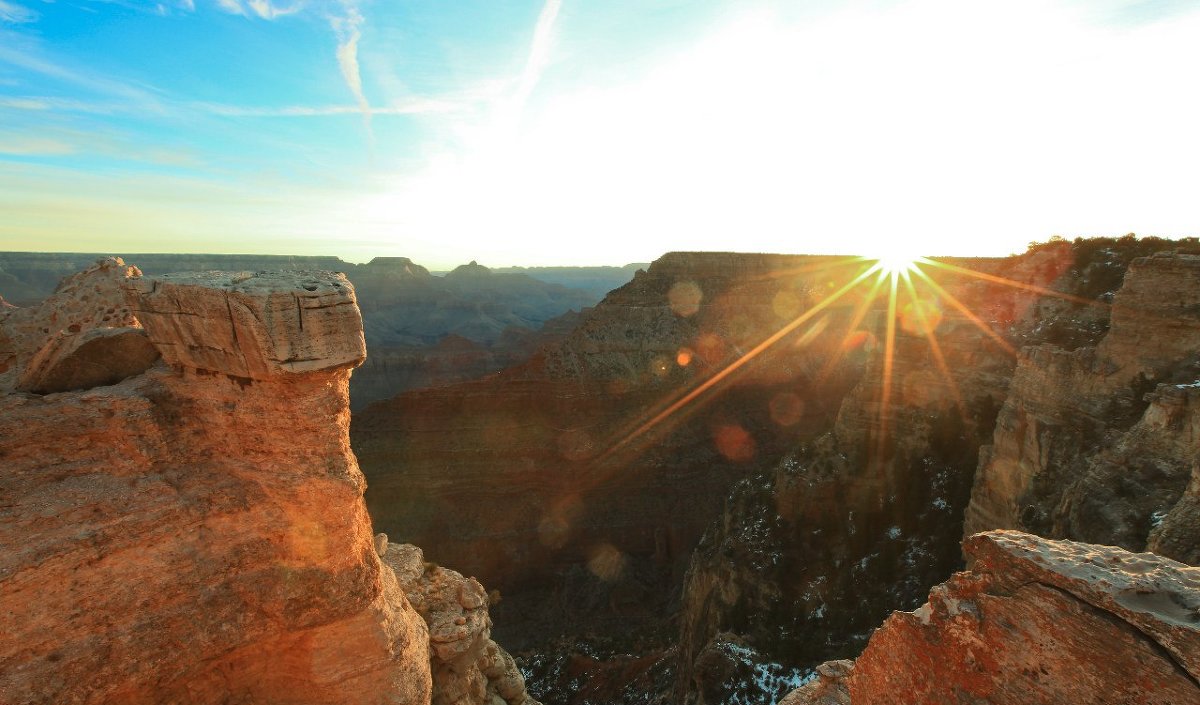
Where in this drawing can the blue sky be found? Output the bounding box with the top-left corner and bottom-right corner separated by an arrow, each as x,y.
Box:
1,0 -> 1199,267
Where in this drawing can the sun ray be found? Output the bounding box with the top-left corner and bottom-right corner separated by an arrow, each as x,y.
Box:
922,258 -> 1102,308
901,272 -> 965,415
873,267 -> 901,470
601,261 -> 882,457
813,271 -> 887,386
912,267 -> 1018,357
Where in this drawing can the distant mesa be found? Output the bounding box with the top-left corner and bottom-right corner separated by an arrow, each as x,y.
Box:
447,260 -> 492,278
363,256 -> 432,277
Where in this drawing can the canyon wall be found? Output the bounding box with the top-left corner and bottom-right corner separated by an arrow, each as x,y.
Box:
782,531 -> 1200,705
965,252 -> 1200,563
0,259 -> 532,705
669,240 -> 1200,703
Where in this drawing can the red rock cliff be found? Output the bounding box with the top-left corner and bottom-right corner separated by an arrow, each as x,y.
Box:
0,263 -> 434,704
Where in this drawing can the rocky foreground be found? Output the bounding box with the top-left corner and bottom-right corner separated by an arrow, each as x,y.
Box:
0,259 -> 535,705
784,531 -> 1199,704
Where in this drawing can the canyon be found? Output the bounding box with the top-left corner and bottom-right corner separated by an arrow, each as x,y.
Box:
351,237 -> 1200,703
2,237 -> 1198,704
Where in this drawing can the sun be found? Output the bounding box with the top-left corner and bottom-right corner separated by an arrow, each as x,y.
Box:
867,248 -> 924,276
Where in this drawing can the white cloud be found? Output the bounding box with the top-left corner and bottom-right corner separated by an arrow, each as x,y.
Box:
0,1 -> 37,24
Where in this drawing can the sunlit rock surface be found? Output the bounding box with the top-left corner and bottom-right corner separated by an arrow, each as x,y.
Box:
0,267 -> 433,704
0,257 -> 157,394
127,269 -> 366,378
385,542 -> 541,705
784,531 -> 1200,704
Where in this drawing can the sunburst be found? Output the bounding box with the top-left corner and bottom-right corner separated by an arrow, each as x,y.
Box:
594,249 -> 1107,474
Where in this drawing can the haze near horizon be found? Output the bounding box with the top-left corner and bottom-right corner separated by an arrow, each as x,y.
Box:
1,0 -> 1198,268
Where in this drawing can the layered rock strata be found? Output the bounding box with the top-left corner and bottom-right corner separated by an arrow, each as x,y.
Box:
0,263 -> 508,705
784,531 -> 1200,704
965,253 -> 1200,561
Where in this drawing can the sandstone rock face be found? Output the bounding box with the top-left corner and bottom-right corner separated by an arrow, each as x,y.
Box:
18,327 -> 160,394
965,253 -> 1200,561
0,267 -> 432,705
127,270 -> 366,379
384,544 -> 541,705
0,257 -> 157,394
784,531 -> 1200,705
0,252 -> 352,306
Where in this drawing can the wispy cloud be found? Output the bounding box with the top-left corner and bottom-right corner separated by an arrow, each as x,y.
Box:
0,121 -> 200,166
513,0 -> 562,111
0,0 -> 37,24
488,0 -> 563,137
195,97 -> 463,117
329,1 -> 372,140
1,92 -> 471,119
214,0 -> 299,20
0,96 -> 122,113
0,136 -> 74,155
0,40 -> 166,109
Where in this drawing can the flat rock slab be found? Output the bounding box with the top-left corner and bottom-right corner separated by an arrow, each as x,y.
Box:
126,270 -> 366,379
